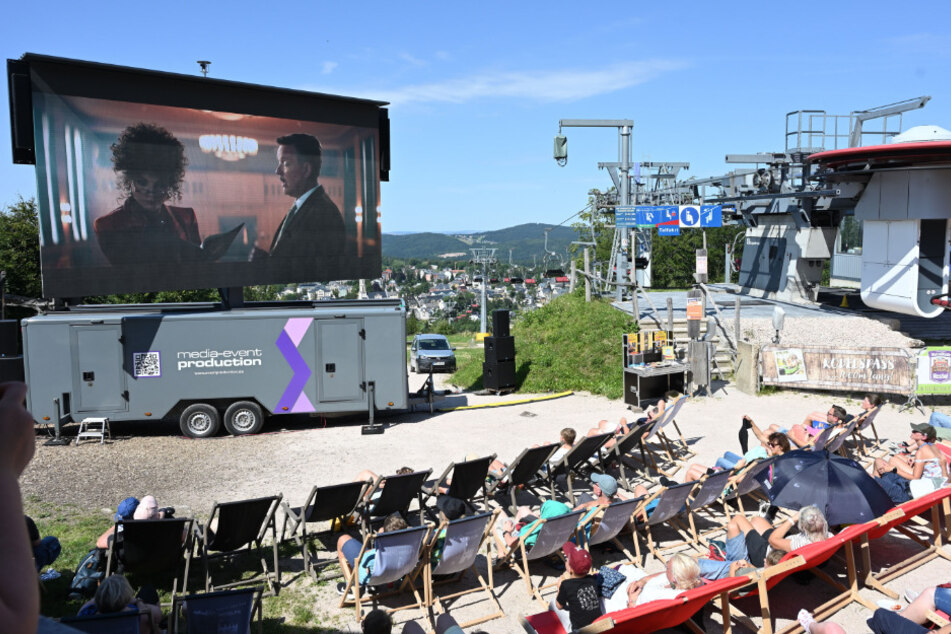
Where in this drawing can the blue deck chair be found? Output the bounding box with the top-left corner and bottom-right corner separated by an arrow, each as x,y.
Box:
170,585 -> 262,634
423,510 -> 504,630
578,496 -> 644,564
60,611 -> 141,634
493,509 -> 585,605
485,443 -> 559,514
339,524 -> 431,621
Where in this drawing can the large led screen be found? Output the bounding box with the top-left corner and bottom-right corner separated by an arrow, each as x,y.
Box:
9,55 -> 388,298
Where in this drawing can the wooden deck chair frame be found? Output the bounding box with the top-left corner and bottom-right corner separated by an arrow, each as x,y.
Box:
169,585 -> 264,634
596,420 -> 652,492
720,457 -> 776,519
547,432 -> 614,505
492,510 -> 585,605
578,496 -> 644,565
850,406 -> 884,457
195,494 -> 282,596
421,509 -> 503,630
485,443 -> 559,515
634,481 -> 698,565
421,453 -> 496,516
105,517 -> 194,596
338,524 -> 431,622
862,488 -> 951,597
280,480 -> 369,581
823,416 -> 861,458
358,469 -> 433,535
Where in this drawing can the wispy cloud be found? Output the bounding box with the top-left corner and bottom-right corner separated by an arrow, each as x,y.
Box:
398,52 -> 428,67
321,61 -> 338,75
370,59 -> 686,106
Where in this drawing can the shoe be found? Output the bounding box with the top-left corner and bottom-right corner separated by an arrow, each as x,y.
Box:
336,581 -> 356,601
708,540 -> 726,561
765,505 -> 779,523
904,588 -> 921,604
659,475 -> 677,488
758,501 -> 771,518
797,609 -> 816,632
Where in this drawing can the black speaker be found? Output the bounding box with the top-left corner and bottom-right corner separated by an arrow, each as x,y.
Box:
0,357 -> 24,383
484,336 -> 515,363
0,320 -> 18,356
483,360 -> 515,390
7,60 -> 36,164
492,309 -> 510,337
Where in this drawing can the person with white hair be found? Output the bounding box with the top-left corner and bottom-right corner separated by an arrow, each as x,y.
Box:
601,553 -> 702,613
723,505 -> 832,568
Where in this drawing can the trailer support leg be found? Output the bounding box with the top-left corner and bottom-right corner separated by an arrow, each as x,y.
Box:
44,397 -> 70,446
361,381 -> 383,435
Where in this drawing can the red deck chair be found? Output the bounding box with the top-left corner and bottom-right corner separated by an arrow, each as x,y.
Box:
520,610 -> 615,633
605,573 -> 754,634
727,536 -> 848,634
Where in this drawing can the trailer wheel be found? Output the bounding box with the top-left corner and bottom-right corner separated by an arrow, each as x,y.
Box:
180,403 -> 221,438
223,401 -> 264,436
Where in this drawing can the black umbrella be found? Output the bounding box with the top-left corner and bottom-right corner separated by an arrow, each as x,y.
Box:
753,449 -> 894,525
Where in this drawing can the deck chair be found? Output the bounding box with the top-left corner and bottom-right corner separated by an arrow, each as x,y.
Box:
850,406 -> 884,457
548,432 -> 614,505
631,396 -> 692,478
485,443 -> 559,514
339,524 -> 430,621
105,518 -> 193,593
280,480 -> 368,580
721,457 -> 776,518
170,585 -> 263,634
359,469 -> 433,534
577,496 -> 644,564
423,510 -> 504,630
685,469 -> 736,544
422,454 -> 496,516
194,494 -> 282,595
493,509 -> 585,605
860,487 -> 951,597
824,416 -> 861,457
520,612 -> 615,634
727,536 -> 851,634
597,572 -> 755,634
594,420 -> 653,492
635,481 -> 698,564
61,611 -> 142,633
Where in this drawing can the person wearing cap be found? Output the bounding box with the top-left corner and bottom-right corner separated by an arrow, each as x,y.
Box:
552,541 -> 602,631
96,495 -> 171,549
874,423 -> 949,504
573,473 -> 620,512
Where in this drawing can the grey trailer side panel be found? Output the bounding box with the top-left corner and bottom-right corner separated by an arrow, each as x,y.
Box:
316,319 -> 364,403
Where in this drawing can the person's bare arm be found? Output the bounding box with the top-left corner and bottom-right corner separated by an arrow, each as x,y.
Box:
767,512 -> 798,552
0,382 -> 39,633
744,415 -> 769,444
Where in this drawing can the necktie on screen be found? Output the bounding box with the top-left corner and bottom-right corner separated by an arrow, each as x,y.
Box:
272,203 -> 298,250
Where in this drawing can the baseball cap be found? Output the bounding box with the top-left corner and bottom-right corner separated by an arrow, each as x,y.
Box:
562,541 -> 592,575
911,422 -> 936,436
115,497 -> 140,521
590,472 -> 618,497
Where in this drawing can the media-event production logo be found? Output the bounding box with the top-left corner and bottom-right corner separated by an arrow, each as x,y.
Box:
176,348 -> 263,371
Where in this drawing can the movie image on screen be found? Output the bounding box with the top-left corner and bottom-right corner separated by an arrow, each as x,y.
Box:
21,58 -> 384,298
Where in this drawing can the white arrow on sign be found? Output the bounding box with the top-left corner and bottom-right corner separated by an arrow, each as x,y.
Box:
679,205 -> 701,228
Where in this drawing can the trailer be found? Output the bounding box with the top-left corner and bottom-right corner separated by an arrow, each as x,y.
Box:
22,299 -> 408,438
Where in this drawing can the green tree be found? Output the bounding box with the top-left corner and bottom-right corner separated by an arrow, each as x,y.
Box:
0,197 -> 41,298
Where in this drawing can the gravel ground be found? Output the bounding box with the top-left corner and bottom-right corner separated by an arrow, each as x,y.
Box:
737,316 -> 922,349
21,314 -> 951,633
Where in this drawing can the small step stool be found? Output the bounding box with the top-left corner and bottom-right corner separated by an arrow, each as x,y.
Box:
75,417 -> 111,445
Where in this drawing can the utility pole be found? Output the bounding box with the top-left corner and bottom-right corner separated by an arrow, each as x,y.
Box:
470,247 -> 497,334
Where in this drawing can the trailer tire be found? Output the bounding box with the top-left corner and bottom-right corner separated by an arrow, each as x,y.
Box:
180,403 -> 221,438
223,401 -> 264,436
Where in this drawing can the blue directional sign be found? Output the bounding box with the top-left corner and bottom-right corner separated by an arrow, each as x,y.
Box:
700,204 -> 723,227
658,225 -> 680,236
635,205 -> 660,227
679,205 -> 701,228
615,205 -> 637,227
660,206 -> 679,223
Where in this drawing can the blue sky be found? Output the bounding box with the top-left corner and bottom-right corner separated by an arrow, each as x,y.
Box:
2,1 -> 950,233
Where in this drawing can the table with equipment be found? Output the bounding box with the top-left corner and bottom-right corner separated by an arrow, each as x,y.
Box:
623,362 -> 688,408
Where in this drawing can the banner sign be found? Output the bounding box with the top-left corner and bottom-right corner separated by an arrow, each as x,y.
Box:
916,347 -> 951,395
760,345 -> 914,393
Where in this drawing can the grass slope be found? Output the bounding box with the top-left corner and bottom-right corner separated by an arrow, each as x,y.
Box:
451,292 -> 637,399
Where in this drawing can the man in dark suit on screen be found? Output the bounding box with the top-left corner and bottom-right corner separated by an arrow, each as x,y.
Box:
252,133 -> 345,278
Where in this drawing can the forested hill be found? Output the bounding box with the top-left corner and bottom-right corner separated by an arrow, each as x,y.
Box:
382,223 -> 577,263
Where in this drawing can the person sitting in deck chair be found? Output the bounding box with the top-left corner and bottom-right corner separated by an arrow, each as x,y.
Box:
335,512 -> 408,596
573,473 -> 622,512
494,499 -> 571,549
723,505 -> 832,568
77,573 -> 163,634
96,495 -> 173,549
683,431 -> 790,483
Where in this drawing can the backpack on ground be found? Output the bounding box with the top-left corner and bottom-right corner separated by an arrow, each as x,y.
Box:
68,548 -> 106,599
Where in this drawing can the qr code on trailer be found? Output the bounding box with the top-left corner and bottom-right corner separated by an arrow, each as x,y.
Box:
133,352 -> 161,378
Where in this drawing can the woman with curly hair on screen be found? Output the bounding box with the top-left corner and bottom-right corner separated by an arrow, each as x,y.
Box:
94,122 -> 206,267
